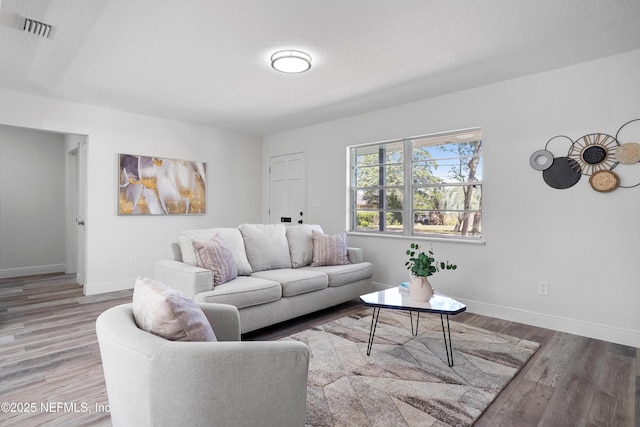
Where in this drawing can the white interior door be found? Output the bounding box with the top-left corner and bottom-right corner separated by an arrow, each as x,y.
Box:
269,152 -> 306,225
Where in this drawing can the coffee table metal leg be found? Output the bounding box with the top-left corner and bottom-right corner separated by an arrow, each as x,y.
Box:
440,314 -> 454,367
409,310 -> 420,336
366,307 -> 381,356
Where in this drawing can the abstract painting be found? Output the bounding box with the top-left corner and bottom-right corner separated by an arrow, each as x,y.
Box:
118,154 -> 206,215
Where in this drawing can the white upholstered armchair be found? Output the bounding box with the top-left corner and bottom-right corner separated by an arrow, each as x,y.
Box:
96,302 -> 310,427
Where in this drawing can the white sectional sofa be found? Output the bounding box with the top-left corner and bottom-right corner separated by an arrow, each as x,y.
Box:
154,223 -> 373,333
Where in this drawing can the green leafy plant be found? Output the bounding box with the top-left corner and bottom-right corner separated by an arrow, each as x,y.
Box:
405,243 -> 457,277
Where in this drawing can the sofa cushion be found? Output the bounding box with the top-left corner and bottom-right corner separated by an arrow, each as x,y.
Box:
193,276 -> 282,309
239,223 -> 291,272
192,235 -> 238,285
178,228 -> 252,275
132,277 -> 216,342
251,268 -> 328,297
311,230 -> 350,266
286,224 -> 324,268
302,262 -> 373,287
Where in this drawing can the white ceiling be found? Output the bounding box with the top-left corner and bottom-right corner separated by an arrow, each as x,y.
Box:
1,0 -> 640,136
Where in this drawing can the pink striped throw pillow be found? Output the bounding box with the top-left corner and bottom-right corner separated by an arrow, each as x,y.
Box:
193,235 -> 238,285
311,230 -> 350,266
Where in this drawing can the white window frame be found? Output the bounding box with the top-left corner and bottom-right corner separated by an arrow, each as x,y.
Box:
349,128 -> 483,241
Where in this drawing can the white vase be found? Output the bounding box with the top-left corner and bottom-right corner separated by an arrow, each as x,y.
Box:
409,276 -> 433,302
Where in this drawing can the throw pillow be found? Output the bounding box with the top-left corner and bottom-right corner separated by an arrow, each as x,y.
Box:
192,235 -> 238,285
238,223 -> 292,272
311,230 -> 350,266
177,228 -> 252,275
132,277 -> 216,342
286,224 -> 324,268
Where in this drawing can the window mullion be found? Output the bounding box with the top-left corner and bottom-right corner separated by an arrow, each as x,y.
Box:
403,139 -> 412,236
378,146 -> 386,232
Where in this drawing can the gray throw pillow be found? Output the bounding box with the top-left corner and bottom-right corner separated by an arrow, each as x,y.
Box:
286,224 -> 324,268
239,223 -> 292,272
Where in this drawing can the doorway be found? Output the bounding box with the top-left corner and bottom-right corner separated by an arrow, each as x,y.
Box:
67,138 -> 87,285
0,125 -> 87,281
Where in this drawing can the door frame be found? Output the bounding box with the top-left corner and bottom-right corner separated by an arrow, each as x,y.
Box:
66,137 -> 87,285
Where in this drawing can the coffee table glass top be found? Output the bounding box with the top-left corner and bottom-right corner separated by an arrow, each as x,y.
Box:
360,287 -> 466,315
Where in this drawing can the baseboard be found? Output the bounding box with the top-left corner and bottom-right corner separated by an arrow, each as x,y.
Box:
371,282 -> 640,348
0,264 -> 65,279
84,278 -> 134,295
459,298 -> 640,348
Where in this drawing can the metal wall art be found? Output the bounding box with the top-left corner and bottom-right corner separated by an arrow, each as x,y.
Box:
530,119 -> 640,192
118,154 -> 206,215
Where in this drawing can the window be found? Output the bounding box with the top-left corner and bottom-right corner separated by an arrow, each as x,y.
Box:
350,128 -> 482,239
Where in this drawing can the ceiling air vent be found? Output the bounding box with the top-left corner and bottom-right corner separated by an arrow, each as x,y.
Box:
19,16 -> 55,39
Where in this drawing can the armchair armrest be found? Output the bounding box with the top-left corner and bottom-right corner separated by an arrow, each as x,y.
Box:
347,247 -> 364,263
154,259 -> 213,298
197,302 -> 241,342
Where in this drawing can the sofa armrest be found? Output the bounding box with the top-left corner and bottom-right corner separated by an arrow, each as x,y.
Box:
154,259 -> 213,298
197,302 -> 241,342
347,247 -> 363,264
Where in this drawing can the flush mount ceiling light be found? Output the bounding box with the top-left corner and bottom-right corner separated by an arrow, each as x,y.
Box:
271,50 -> 312,73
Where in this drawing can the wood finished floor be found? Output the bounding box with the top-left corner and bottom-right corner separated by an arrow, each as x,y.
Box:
0,273 -> 637,426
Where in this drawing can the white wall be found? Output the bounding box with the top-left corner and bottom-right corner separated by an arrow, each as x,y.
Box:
263,49 -> 640,347
0,89 -> 263,294
0,126 -> 66,277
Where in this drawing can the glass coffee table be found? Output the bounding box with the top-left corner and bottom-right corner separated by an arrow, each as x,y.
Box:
360,287 -> 466,367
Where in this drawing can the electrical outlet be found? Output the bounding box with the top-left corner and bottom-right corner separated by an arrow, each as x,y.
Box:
538,281 -> 549,296
129,256 -> 137,266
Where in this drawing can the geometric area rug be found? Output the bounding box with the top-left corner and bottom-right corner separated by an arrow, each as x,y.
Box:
282,309 -> 540,427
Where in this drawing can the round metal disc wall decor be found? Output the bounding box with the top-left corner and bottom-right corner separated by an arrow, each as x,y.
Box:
530,119 -> 640,192
542,157 -> 581,189
567,133 -> 618,175
530,135 -> 581,189
529,150 -> 554,170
